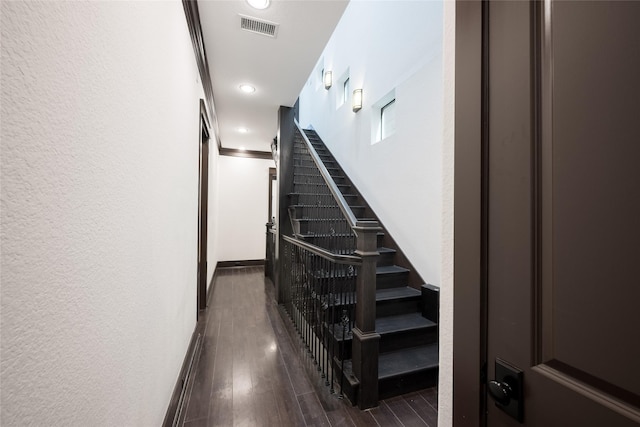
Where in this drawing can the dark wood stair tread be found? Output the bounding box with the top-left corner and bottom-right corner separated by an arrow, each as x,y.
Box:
377,247 -> 396,255
289,204 -> 366,210
329,311 -> 435,341
378,343 -> 439,379
289,192 -> 358,198
293,217 -> 355,222
375,286 -> 420,302
375,312 -> 436,334
376,265 -> 410,275
340,343 -> 438,385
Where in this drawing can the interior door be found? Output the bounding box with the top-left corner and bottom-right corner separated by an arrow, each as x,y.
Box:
197,110 -> 209,314
486,1 -> 640,425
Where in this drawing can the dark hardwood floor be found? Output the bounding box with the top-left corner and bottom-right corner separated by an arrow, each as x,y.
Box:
180,266 -> 438,426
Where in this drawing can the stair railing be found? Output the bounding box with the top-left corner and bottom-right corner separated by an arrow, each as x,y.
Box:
286,120 -> 381,409
281,235 -> 359,398
294,120 -> 357,228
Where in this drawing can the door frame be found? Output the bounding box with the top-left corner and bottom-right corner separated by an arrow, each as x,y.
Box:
197,99 -> 211,316
267,167 -> 277,223
453,0 -> 486,425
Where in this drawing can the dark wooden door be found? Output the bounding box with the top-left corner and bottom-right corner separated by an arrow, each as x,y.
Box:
197,112 -> 209,314
486,1 -> 640,425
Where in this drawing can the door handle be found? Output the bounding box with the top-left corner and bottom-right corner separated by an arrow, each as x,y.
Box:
488,379 -> 514,406
488,358 -> 524,422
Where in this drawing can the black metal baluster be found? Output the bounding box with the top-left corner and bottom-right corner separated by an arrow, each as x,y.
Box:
307,250 -> 312,356
329,259 -> 336,394
317,258 -> 322,372
297,245 -> 302,337
339,306 -> 348,399
312,253 -> 318,366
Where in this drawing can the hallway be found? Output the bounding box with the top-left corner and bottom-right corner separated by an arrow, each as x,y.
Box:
180,266 -> 438,426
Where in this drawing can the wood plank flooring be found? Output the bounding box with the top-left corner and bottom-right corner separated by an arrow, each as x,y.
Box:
180,266 -> 438,427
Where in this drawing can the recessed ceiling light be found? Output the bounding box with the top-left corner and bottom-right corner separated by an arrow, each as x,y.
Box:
247,0 -> 269,10
239,147 -> 246,151
238,127 -> 249,134
239,84 -> 255,94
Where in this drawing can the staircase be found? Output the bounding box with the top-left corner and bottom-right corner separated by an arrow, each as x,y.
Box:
287,128 -> 439,404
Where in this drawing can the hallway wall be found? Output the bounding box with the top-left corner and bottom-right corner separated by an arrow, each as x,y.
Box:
298,0 -> 444,287
1,1 -> 208,425
215,156 -> 275,262
207,143 -> 221,287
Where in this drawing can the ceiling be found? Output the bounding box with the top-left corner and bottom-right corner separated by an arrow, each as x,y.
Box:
198,0 -> 349,152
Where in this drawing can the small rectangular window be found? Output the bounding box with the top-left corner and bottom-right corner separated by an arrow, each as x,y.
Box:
381,99 -> 396,140
341,78 -> 350,106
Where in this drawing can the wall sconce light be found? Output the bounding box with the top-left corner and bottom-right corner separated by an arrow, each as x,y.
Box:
352,88 -> 363,112
323,71 -> 332,89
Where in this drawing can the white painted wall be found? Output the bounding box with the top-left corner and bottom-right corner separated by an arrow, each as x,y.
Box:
215,156 -> 275,262
439,1 -> 456,425
298,1 -> 444,286
207,142 -> 221,287
1,1 -> 208,425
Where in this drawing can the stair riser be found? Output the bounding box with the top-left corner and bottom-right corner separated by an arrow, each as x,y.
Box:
378,367 -> 439,401
310,148 -> 330,157
376,298 -> 420,317
377,252 -> 396,267
293,175 -> 348,185
290,187 -> 334,198
376,271 -> 409,289
379,327 -> 438,354
295,166 -> 341,176
292,180 -> 351,193
324,326 -> 438,372
324,325 -> 438,363
293,144 -> 331,156
332,363 -> 439,405
290,194 -> 358,207
290,205 -> 366,219
294,158 -> 338,168
311,143 -> 326,151
293,152 -> 333,162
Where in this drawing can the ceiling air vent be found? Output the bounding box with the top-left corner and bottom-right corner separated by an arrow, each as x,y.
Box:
240,14 -> 279,38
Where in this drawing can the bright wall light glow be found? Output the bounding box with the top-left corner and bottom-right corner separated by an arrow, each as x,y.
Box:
238,128 -> 249,134
352,88 -> 363,112
323,71 -> 332,89
239,84 -> 255,94
247,0 -> 269,10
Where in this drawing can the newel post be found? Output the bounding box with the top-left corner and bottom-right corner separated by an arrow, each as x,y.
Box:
275,106 -> 295,304
352,220 -> 381,409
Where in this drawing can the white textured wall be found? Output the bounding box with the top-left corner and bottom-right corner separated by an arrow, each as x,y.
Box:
1,1 -> 207,425
298,0 -> 444,286
439,1 -> 455,425
207,142 -> 221,287
215,156 -> 275,262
